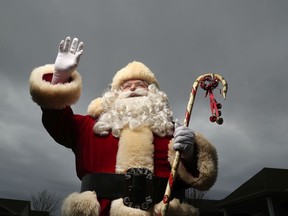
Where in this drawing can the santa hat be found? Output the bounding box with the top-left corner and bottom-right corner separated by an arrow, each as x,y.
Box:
88,61 -> 159,117
111,61 -> 159,90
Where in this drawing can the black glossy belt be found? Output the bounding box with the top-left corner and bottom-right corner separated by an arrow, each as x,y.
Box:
81,168 -> 185,211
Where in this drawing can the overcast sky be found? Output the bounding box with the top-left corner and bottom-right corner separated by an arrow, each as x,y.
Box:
1,0 -> 288,208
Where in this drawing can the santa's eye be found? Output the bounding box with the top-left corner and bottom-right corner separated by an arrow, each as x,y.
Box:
137,83 -> 146,88
122,84 -> 132,89
121,80 -> 148,91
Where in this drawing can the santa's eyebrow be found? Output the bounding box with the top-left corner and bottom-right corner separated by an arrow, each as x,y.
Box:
122,80 -> 149,87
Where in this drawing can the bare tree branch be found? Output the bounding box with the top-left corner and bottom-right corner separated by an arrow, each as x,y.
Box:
31,189 -> 62,215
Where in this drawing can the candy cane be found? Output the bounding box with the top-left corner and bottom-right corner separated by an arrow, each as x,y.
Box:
160,73 -> 228,216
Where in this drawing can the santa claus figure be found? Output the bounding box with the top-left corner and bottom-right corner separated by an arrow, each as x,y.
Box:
29,37 -> 218,216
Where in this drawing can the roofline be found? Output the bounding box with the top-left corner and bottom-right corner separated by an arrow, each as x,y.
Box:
215,190 -> 288,208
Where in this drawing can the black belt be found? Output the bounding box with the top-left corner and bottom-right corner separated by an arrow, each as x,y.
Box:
81,168 -> 185,210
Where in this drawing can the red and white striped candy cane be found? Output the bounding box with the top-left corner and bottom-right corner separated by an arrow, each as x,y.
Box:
160,73 -> 228,216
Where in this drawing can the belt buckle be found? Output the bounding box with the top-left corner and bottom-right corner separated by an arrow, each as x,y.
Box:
123,168 -> 153,210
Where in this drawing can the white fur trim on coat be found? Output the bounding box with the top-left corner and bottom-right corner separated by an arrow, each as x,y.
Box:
29,64 -> 82,109
87,97 -> 103,117
61,191 -> 100,216
168,133 -> 218,191
154,199 -> 199,216
115,126 -> 154,173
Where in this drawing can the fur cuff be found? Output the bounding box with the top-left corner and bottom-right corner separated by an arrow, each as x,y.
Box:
168,133 -> 218,191
29,64 -> 82,109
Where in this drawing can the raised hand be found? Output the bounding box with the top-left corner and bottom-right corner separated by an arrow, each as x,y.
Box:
52,37 -> 84,84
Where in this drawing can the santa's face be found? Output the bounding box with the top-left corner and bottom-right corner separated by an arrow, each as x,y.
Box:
118,79 -> 149,98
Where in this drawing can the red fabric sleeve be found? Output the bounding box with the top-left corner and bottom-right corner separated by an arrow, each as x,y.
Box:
41,107 -> 78,149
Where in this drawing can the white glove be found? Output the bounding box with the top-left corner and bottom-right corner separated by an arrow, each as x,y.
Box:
173,120 -> 195,162
51,36 -> 84,84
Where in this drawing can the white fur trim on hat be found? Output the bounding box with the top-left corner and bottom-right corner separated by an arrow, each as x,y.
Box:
29,64 -> 82,109
111,61 -> 159,90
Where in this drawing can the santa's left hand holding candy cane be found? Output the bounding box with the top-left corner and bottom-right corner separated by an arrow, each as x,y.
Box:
173,120 -> 195,167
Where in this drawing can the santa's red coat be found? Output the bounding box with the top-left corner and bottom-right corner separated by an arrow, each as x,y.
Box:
42,106 -> 175,215
29,65 -> 218,215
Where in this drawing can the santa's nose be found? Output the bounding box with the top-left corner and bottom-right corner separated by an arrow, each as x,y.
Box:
129,84 -> 137,91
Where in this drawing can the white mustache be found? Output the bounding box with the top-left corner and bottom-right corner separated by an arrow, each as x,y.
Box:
118,88 -> 148,99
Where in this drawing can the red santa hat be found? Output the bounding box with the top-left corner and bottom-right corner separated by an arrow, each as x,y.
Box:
88,61 -> 159,117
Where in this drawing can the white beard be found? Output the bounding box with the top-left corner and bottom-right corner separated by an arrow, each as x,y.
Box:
93,85 -> 174,137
